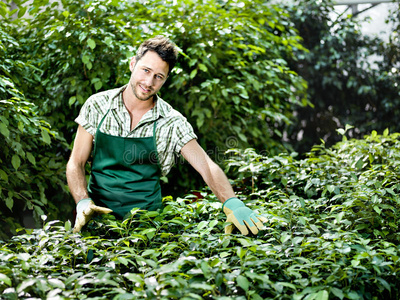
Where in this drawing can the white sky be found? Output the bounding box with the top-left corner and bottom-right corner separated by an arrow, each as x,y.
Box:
333,2 -> 397,41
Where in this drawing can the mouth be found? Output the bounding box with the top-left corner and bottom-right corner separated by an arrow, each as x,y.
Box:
139,84 -> 152,93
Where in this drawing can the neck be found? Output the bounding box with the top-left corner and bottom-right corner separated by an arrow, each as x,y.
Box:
122,87 -> 155,114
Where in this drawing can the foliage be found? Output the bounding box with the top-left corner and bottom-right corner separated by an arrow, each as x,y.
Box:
226,127 -> 400,246
1,129 -> 400,299
15,0 -> 308,153
0,0 -> 309,224
152,0 -> 309,193
284,0 -> 400,154
155,0 -> 309,153
0,18 -> 70,239
8,0 -> 142,141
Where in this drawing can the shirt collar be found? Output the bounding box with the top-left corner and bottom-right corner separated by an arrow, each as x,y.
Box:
112,84 -> 171,119
153,94 -> 171,119
111,85 -> 127,110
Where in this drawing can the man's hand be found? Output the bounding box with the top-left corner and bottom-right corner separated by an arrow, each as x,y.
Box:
223,197 -> 267,235
73,198 -> 113,233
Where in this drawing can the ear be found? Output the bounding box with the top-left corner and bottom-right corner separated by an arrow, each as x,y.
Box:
129,57 -> 136,72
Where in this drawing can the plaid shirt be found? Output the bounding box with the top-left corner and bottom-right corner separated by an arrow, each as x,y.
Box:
75,85 -> 197,175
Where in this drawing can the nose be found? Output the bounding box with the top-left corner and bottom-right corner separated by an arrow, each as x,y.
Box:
144,74 -> 154,87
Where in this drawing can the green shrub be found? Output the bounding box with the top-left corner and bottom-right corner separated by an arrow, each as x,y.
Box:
226,127 -> 400,244
0,19 -> 70,239
1,129 -> 399,299
1,0 -> 310,226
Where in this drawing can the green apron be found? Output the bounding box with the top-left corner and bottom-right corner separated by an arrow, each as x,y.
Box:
88,103 -> 162,219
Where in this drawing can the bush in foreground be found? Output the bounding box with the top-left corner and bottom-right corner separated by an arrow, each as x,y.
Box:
1,129 -> 399,299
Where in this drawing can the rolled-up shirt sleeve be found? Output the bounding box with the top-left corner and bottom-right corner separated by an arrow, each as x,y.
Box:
74,96 -> 97,136
174,118 -> 197,155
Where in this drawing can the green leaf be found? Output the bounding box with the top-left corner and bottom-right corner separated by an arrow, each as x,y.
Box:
330,287 -> 344,300
190,69 -> 197,79
48,278 -> 66,289
208,219 -> 218,228
41,128 -> 51,144
17,279 -> 37,293
87,38 -> 96,49
0,274 -> 11,286
347,291 -> 360,299
17,6 -> 27,18
104,36 -> 112,46
0,169 -> 8,182
62,10 -> 69,18
26,152 -> 36,165
355,158 -> 363,170
141,228 -> 156,240
65,220 -> 71,231
375,277 -> 391,291
94,81 -> 102,91
336,211 -> 344,223
11,154 -> 21,170
383,128 -> 389,136
310,224 -> 320,235
124,273 -> 144,284
236,275 -> 249,291
189,282 -> 213,291
237,247 -> 247,260
327,185 -> 335,193
5,197 -> 13,211
337,128 -> 345,135
197,220 -> 208,231
373,205 -> 381,215
280,233 -> 291,243
118,257 -> 129,266
200,261 -> 211,277
0,122 -> 10,138
219,251 -> 230,258
275,281 -> 297,291
69,96 -> 76,106
239,89 -> 249,99
143,211 -> 159,218
82,55 -> 90,64
315,290 -> 329,300
18,121 -> 24,132
0,3 -> 7,18
198,63 -> 208,72
34,205 -> 45,218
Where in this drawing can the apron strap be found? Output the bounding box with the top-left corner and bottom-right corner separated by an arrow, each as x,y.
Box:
96,93 -> 116,133
152,120 -> 159,165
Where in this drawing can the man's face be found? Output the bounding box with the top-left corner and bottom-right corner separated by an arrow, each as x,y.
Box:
128,51 -> 169,102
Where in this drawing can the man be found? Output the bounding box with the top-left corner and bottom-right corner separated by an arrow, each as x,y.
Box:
66,35 -> 266,235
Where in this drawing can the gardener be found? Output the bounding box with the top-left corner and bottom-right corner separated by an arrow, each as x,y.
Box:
66,35 -> 266,236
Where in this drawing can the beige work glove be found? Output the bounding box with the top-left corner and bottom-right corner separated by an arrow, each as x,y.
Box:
223,197 -> 267,235
73,198 -> 113,233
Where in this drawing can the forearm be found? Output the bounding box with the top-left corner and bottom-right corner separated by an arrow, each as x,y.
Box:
180,139 -> 236,203
203,160 -> 236,203
66,161 -> 90,204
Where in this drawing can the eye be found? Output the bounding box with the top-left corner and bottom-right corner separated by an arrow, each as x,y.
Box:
156,75 -> 164,80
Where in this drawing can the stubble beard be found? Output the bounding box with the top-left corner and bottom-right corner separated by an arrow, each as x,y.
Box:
130,81 -> 154,102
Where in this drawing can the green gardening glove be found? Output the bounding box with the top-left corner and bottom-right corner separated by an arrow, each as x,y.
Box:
223,197 -> 267,235
73,198 -> 113,233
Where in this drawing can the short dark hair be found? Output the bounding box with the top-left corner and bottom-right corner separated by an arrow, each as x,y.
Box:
136,35 -> 178,75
